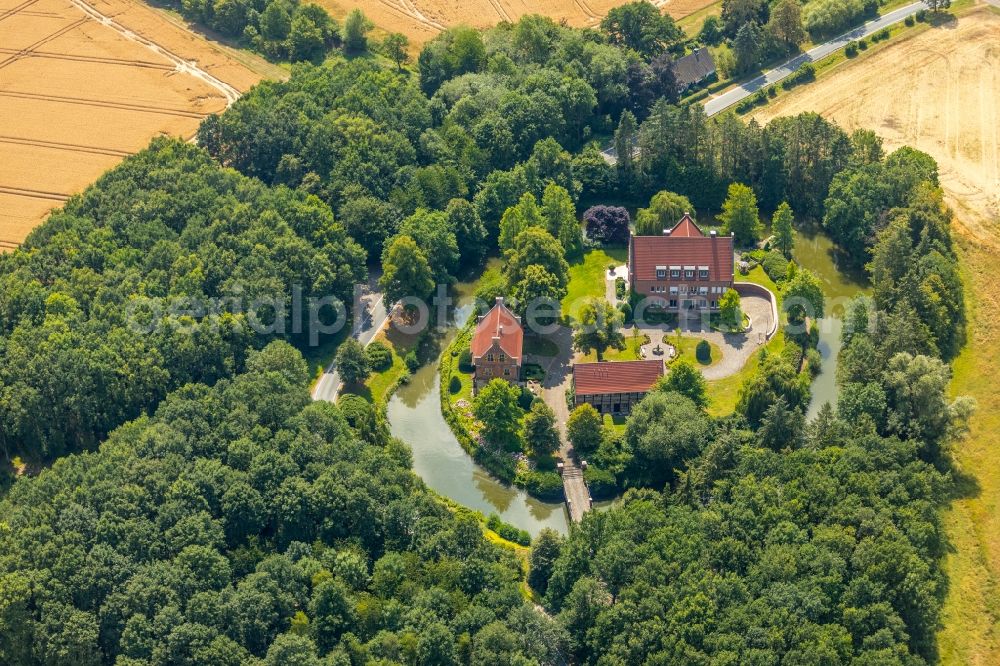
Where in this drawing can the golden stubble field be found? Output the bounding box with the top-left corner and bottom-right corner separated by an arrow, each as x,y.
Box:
756,8 -> 1000,664
0,0 -> 269,249
322,0 -> 715,44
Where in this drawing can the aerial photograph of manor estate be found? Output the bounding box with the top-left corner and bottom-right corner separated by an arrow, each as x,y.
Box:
1,0 -> 998,663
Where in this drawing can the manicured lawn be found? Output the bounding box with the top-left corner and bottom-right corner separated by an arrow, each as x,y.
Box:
562,247 -> 628,322
603,413 -> 627,436
705,331 -> 786,417
579,331 -> 648,363
665,333 -> 723,368
737,264 -> 782,306
448,362 -> 474,404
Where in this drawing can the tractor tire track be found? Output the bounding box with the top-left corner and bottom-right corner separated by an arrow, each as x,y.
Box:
574,0 -> 600,20
0,185 -> 70,201
0,0 -> 42,22
0,134 -> 134,157
0,90 -> 209,118
0,17 -> 88,69
0,46 -> 174,69
487,0 -> 513,23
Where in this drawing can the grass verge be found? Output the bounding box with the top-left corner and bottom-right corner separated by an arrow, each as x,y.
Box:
937,236 -> 1000,665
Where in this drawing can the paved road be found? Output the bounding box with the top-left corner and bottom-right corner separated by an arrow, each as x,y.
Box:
535,327 -> 593,522
704,1 -> 931,116
311,292 -> 389,403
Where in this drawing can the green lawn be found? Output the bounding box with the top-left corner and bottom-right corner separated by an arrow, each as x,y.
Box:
448,362 -> 475,404
705,331 -> 786,417
579,332 -> 648,363
341,328 -> 414,406
665,333 -> 723,368
603,413 -> 627,436
562,247 -> 628,323
737,264 -> 782,306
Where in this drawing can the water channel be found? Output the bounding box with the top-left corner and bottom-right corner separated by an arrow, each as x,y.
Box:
385,230 -> 862,537
792,227 -> 870,418
386,270 -> 571,537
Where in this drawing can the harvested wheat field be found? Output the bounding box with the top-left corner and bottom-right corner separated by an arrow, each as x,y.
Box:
323,0 -> 716,45
758,8 -> 1000,665
0,0 -> 268,250
753,9 -> 1000,243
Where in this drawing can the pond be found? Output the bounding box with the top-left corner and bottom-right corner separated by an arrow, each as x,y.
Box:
792,228 -> 870,419
386,267 -> 571,537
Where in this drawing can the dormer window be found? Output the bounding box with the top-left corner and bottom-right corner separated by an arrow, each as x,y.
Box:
699,269 -> 709,279
655,265 -> 666,279
669,265 -> 681,278
685,270 -> 695,279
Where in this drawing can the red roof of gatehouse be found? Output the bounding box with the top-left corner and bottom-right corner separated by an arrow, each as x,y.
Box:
471,298 -> 523,361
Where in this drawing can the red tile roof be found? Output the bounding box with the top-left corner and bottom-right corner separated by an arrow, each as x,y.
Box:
573,360 -> 664,396
630,221 -> 734,283
471,299 -> 523,361
668,214 -> 703,238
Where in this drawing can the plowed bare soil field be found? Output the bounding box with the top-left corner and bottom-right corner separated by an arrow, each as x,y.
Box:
756,9 -> 1000,664
0,0 -> 268,250
322,0 -> 716,45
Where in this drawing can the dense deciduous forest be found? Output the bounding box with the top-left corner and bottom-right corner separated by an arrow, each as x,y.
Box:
0,7 -> 970,665
0,343 -> 565,664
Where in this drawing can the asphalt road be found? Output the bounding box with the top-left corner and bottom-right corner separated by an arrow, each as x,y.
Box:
311,292 -> 389,403
704,1 -> 931,116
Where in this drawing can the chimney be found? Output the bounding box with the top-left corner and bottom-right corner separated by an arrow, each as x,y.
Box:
496,296 -> 504,307
663,229 -> 671,236
710,229 -> 717,237
492,335 -> 501,346
498,325 -> 503,336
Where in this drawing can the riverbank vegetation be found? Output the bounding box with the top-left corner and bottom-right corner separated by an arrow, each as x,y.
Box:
0,6 -> 976,663
439,320 -> 565,502
536,130 -> 970,665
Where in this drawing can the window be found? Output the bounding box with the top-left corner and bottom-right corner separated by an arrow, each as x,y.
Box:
486,353 -> 494,362
499,353 -> 506,362
711,300 -> 718,308
670,269 -> 680,278
485,368 -> 492,376
700,299 -> 708,308
656,269 -> 666,279
699,286 -> 708,295
699,269 -> 709,279
503,367 -> 510,376
650,285 -> 656,293
669,299 -> 678,308
685,270 -> 695,279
